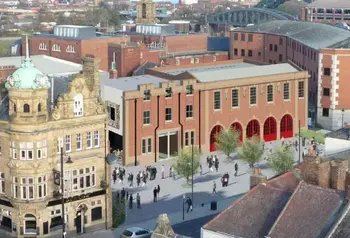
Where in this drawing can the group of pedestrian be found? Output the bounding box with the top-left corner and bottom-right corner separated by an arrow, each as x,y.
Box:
128,193 -> 142,209
153,185 -> 161,202
146,166 -> 157,180
206,155 -> 220,172
136,170 -> 148,187
112,167 -> 126,184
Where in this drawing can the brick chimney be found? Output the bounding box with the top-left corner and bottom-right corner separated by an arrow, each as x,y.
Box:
109,69 -> 118,79
330,160 -> 348,191
250,169 -> 267,189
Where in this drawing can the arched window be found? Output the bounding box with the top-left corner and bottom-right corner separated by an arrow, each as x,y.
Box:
73,94 -> 83,117
39,43 -> 47,50
23,104 -> 30,113
38,103 -> 41,112
142,3 -> 147,18
52,44 -> 61,52
24,214 -> 36,234
13,103 -> 16,113
66,45 -> 75,53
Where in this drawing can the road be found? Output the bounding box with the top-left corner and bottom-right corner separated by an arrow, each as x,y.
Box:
172,214 -> 218,238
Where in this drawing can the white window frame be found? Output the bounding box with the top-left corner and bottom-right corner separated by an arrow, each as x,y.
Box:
94,131 -> 100,148
39,43 -> 47,50
20,142 -> 33,160
0,172 -> 4,194
12,177 -> 18,199
76,133 -> 82,151
267,84 -> 274,103
298,81 -> 304,98
73,94 -> 83,117
66,45 -> 75,53
165,108 -> 172,122
185,131 -> 195,146
87,132 -> 92,149
195,58 -> 199,64
71,166 -> 96,191
21,177 -> 34,200
214,91 -> 221,110
36,140 -> 47,160
250,87 -> 257,105
143,110 -> 151,125
65,135 -> 71,153
283,82 -> 290,100
232,88 -> 239,108
10,141 -> 17,159
57,137 -> 63,154
176,58 -> 180,65
190,58 -> 194,64
37,175 -> 47,199
141,138 -> 152,154
52,44 -> 61,52
213,55 -> 216,62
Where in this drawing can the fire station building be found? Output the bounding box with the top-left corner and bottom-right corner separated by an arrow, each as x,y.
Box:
101,59 -> 308,166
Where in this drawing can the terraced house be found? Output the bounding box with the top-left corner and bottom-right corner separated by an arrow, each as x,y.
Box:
0,42 -> 111,237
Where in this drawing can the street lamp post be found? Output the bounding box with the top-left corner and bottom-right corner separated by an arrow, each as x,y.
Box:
191,144 -> 194,208
182,195 -> 185,220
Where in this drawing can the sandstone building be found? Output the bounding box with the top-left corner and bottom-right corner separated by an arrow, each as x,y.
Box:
0,40 -> 111,237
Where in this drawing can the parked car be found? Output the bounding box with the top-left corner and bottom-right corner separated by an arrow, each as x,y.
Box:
121,227 -> 153,238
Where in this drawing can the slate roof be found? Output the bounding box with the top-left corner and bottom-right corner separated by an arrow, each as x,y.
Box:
268,181 -> 347,238
133,62 -> 158,76
203,172 -> 299,238
330,208 -> 350,238
237,20 -> 350,50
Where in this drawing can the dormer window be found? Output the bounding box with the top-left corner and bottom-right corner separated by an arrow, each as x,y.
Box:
144,90 -> 151,101
39,43 -> 47,51
66,45 -> 75,53
23,104 -> 30,113
73,94 -> 83,117
165,87 -> 172,98
52,44 -> 61,52
186,85 -> 193,95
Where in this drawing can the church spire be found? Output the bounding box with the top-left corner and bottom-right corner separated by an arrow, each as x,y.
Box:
23,35 -> 33,67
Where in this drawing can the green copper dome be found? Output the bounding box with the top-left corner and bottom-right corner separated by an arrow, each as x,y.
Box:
5,36 -> 51,90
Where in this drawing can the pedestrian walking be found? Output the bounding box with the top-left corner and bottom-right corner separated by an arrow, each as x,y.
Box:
121,188 -> 126,199
153,187 -> 158,202
206,156 -> 210,166
112,170 -> 117,184
157,184 -> 161,199
142,175 -> 147,187
199,164 -> 203,175
209,160 -> 213,172
234,163 -> 238,176
185,197 -> 193,213
136,193 -> 141,209
212,181 -> 217,195
136,173 -> 140,187
129,194 -> 133,209
161,165 -> 165,179
215,158 -> 219,172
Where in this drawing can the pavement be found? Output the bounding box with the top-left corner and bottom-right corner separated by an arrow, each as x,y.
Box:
80,137 -> 323,238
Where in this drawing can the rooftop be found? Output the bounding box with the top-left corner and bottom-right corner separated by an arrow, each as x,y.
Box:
0,55 -> 82,76
103,74 -> 169,92
236,20 -> 350,49
308,0 -> 350,9
330,207 -> 350,238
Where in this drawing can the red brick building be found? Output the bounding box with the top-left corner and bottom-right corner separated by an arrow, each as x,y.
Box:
230,20 -> 350,130
24,25 -> 129,71
101,59 -> 308,166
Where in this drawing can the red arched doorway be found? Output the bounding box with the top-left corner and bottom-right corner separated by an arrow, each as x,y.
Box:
280,114 -> 293,138
263,117 -> 277,142
246,120 -> 260,139
231,122 -> 243,142
210,125 -> 223,152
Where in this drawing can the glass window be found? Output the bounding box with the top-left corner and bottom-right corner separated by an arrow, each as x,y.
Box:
144,90 -> 151,101
94,131 -> 100,147
324,68 -> 331,76
267,85 -> 273,102
214,91 -> 221,110
65,135 -> 71,152
87,132 -> 92,149
0,172 -> 4,194
143,111 -> 151,125
165,87 -> 172,98
57,137 -> 63,154
76,133 -> 82,151
283,83 -> 289,100
142,139 -> 146,154
186,105 -> 193,118
186,85 -> 193,95
248,34 -> 253,42
165,108 -> 172,121
323,88 -> 330,96
147,138 -> 152,153
73,94 -> 83,117
250,87 -> 257,105
298,81 -> 304,98
241,33 -> 245,41
322,108 -> 329,117
232,89 -> 239,107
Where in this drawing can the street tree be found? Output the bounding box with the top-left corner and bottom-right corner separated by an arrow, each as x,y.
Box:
215,127 -> 240,158
173,147 -> 200,185
107,8 -> 121,28
267,146 -> 294,174
237,136 -> 264,168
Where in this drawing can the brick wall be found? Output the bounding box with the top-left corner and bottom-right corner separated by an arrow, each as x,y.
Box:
0,66 -> 16,82
165,34 -> 208,53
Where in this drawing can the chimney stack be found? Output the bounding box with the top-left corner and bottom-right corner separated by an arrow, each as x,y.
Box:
109,69 -> 118,79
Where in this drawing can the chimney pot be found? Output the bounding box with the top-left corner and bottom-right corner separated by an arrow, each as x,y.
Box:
109,69 -> 118,79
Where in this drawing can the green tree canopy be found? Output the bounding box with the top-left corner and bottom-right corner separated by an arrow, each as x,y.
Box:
277,0 -> 307,17
173,147 -> 200,184
267,146 -> 294,174
215,127 -> 240,158
237,136 -> 264,168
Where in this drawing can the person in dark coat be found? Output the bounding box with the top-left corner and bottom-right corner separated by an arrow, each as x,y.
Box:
209,160 -> 213,172
185,197 -> 193,213
215,158 -> 219,172
136,173 -> 140,187
234,163 -> 238,176
112,170 -> 117,184
212,181 -> 216,195
121,188 -> 126,200
153,187 -> 158,202
136,193 -> 141,209
130,173 -> 134,187
157,184 -> 161,199
129,194 -> 133,209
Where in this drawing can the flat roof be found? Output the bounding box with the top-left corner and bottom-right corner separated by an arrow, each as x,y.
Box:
103,75 -> 169,92
161,62 -> 254,75
191,63 -> 299,83
308,0 -> 350,8
0,55 -> 82,76
237,20 -> 350,49
56,25 -> 92,28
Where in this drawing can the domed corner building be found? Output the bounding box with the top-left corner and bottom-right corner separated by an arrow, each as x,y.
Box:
0,38 -> 112,237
